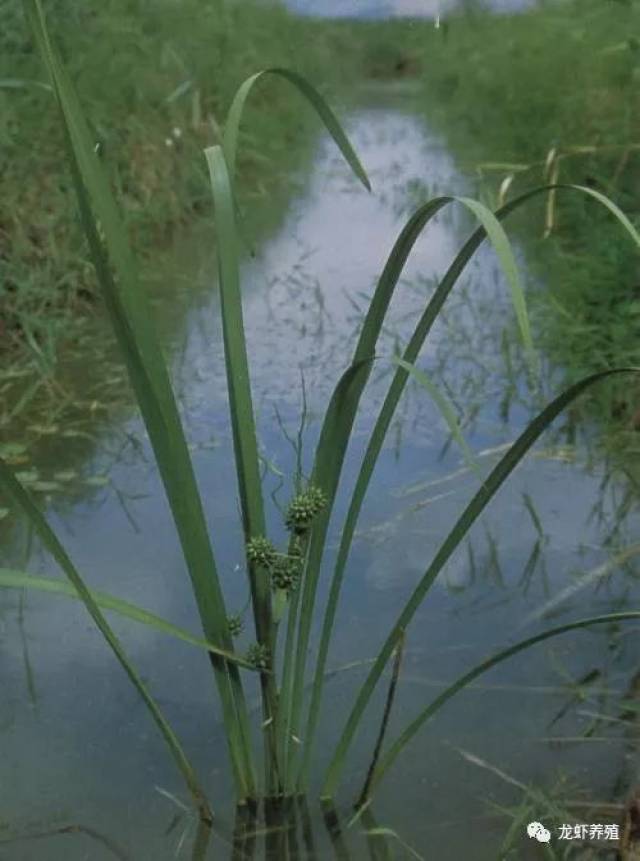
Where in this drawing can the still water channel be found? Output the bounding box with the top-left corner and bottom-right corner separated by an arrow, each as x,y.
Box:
1,77 -> 639,861
284,0 -> 536,19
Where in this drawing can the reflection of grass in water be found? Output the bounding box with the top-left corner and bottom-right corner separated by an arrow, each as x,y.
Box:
456,749 -> 613,859
0,821 -> 131,860
461,714 -> 640,856
16,590 -> 38,711
3,4 -> 640,854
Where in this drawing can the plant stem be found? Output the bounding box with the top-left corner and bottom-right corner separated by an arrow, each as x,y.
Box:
356,631 -> 405,810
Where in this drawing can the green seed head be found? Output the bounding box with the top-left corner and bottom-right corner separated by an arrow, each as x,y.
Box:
307,484 -> 328,514
246,536 -> 276,567
227,614 -> 243,638
271,555 -> 302,592
285,497 -> 314,533
246,643 -> 270,671
285,485 -> 327,534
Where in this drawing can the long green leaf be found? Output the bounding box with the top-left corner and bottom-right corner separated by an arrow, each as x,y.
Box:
23,0 -> 255,798
299,182 -> 640,787
321,368 -> 640,797
204,145 -> 268,612
367,611 -> 640,797
205,143 -> 280,790
574,184 -> 640,245
457,196 -> 532,355
0,569 -> 256,670
0,458 -> 213,822
223,68 -> 370,190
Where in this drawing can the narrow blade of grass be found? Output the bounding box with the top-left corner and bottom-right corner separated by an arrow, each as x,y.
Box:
368,611 -> 640,797
457,195 -> 533,357
321,368 -> 640,797
23,0 -> 255,798
0,458 -> 213,822
356,631 -> 405,809
204,145 -> 269,619
0,569 -> 257,670
204,143 -> 280,790
223,69 -> 370,190
573,184 -> 640,245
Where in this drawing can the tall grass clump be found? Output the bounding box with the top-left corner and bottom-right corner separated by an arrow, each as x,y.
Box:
0,0 -> 365,424
2,0 -> 640,822
393,0 -> 640,428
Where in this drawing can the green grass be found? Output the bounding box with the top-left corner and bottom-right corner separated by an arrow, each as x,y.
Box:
0,0 -> 366,424
379,0 -> 640,432
5,0 -> 640,446
2,0 -> 640,831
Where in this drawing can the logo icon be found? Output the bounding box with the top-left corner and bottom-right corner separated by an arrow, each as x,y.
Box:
527,822 -> 551,843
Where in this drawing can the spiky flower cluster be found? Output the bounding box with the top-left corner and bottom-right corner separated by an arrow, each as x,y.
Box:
285,485 -> 328,535
244,533 -> 305,597
271,555 -> 303,592
246,643 -> 270,671
246,536 -> 277,568
226,614 -> 243,638
307,485 -> 328,512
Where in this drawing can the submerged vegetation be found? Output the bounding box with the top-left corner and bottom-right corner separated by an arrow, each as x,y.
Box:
1,6 -> 640,853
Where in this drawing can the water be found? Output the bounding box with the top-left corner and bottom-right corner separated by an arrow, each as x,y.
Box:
282,0 -> 537,20
1,90 -> 640,860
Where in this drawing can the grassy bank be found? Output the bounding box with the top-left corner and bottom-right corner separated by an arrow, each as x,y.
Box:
0,0 -> 364,420
367,0 -> 640,430
6,0 -> 640,438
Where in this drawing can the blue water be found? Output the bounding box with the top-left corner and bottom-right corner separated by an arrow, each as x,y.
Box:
283,0 -> 537,20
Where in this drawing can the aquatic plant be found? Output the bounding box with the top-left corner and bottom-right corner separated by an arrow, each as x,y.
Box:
2,0 -> 640,822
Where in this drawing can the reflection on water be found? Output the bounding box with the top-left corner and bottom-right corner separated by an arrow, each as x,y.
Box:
0,800 -> 418,860
1,92 -> 640,859
176,108 -> 466,417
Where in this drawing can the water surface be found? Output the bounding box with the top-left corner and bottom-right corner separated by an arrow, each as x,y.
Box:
283,0 -> 537,20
